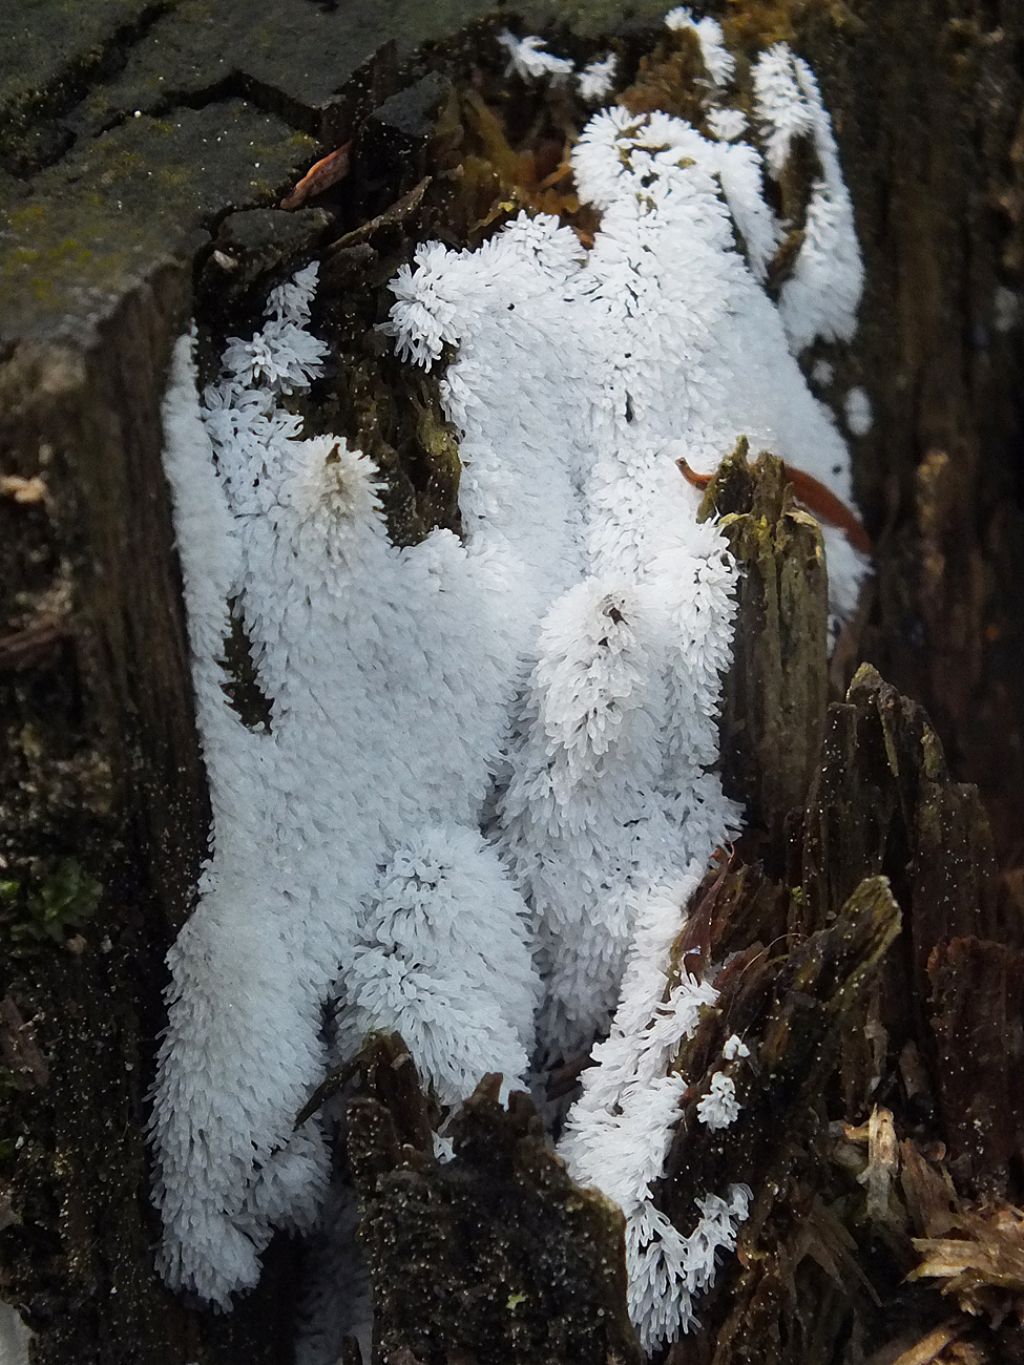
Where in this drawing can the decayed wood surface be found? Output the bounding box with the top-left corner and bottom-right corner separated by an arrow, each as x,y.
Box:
0,2 -> 1022,1362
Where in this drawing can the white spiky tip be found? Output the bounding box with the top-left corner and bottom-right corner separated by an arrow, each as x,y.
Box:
722,1033 -> 750,1060
498,30 -> 575,82
578,53 -> 619,104
383,240 -> 467,369
696,1070 -> 741,1130
664,7 -> 735,87
706,106 -> 747,142
222,316 -> 327,395
280,436 -> 385,546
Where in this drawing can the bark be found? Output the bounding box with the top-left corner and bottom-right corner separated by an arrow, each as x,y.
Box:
0,2 -> 1022,1363
346,1035 -> 642,1365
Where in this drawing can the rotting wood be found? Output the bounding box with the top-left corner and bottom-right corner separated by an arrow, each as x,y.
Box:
0,2 -> 1022,1363
347,1035 -> 643,1365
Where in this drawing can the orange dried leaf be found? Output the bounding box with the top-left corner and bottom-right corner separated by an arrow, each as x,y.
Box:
280,141 -> 352,209
678,455 -> 872,554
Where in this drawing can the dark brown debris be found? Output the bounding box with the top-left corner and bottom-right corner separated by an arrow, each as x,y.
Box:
346,1035 -> 642,1365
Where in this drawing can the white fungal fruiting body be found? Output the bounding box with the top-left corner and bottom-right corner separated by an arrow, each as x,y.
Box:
156,12 -> 868,1341
723,1033 -> 751,1060
706,106 -> 748,142
811,356 -> 836,386
578,53 -> 619,104
498,31 -> 574,82
753,45 -> 864,352
155,264 -> 544,1303
664,7 -> 735,87
335,826 -> 539,1108
697,1071 -> 742,1130
630,1185 -> 752,1348
498,578 -> 734,1055
427,48 -> 861,1350
157,338 -> 332,1305
558,874 -> 750,1348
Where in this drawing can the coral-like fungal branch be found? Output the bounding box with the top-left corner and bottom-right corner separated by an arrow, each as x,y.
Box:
155,9 -> 869,1344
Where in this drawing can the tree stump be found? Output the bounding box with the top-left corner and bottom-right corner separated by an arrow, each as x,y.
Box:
1,3 -> 1022,1363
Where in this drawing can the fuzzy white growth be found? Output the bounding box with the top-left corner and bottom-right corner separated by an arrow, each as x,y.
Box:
267,260 -> 319,324
159,11 -> 870,1331
664,8 -> 735,87
706,106 -> 747,142
570,104 -> 782,277
157,339 -> 330,1305
462,60 -> 862,1341
498,31 -> 574,83
335,826 -> 539,1107
559,873 -> 712,1178
697,1071 -> 741,1130
559,874 -> 750,1348
433,1131 -> 456,1163
753,44 -> 864,350
845,385 -> 873,436
578,53 -> 619,104
811,357 -> 835,386
222,316 -> 328,395
385,240 -> 466,367
751,43 -> 816,176
559,877 -> 714,1191
383,187 -> 742,1058
500,583 -> 720,1053
387,78 -> 867,1074
632,1186 -> 752,1348
723,1033 -> 750,1060
155,266 -> 542,1304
